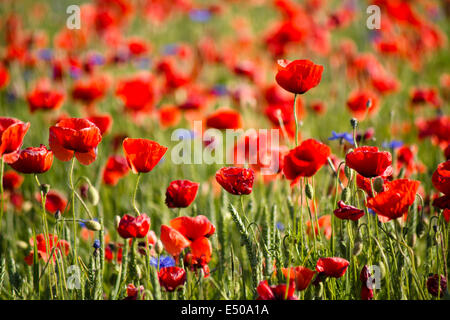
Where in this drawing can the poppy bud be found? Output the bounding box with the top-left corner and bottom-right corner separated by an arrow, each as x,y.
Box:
341,188 -> 351,203
40,184 -> 50,195
305,184 -> 314,200
155,240 -> 164,255
84,220 -> 101,231
350,118 -> 358,129
54,210 -> 61,220
344,165 -> 353,181
88,185 -> 99,206
353,238 -> 363,256
373,176 -> 384,193
16,240 -> 28,250
115,215 -> 121,229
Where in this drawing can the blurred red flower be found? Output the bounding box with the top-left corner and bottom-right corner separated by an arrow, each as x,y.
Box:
215,167 -> 255,195
86,114 -> 113,135
36,190 -> 67,215
205,108 -> 242,130
102,155 -> 129,186
116,73 -> 155,113
345,146 -> 392,178
432,161 -> 450,195
275,59 -> 324,95
346,89 -> 379,120
2,170 -> 23,191
27,80 -> 64,113
165,180 -> 199,208
25,234 -> 70,266
122,138 -> 167,173
49,118 -> 102,165
10,144 -> 53,174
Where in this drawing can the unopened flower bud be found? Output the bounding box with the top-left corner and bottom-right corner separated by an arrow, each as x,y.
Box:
54,210 -> 61,220
350,118 -> 358,129
115,215 -> 121,229
305,183 -> 314,200
88,185 -> 99,206
353,237 -> 363,256
16,240 -> 28,250
373,177 -> 384,193
40,184 -> 50,195
341,188 -> 351,203
344,166 -> 353,181
84,220 -> 101,231
155,240 -> 164,255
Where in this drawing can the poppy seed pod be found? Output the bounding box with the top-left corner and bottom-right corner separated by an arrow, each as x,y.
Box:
84,220 -> 101,231
305,183 -> 314,200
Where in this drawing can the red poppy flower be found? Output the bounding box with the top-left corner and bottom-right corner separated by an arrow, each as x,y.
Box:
117,214 -> 150,239
2,170 -> 23,191
160,225 -> 191,256
165,180 -> 199,208
0,117 -> 30,164
432,161 -> 450,195
275,59 -> 324,95
256,280 -> 297,300
127,37 -> 149,56
170,215 -> 215,241
86,114 -> 113,135
122,138 -> 167,174
36,190 -> 67,215
159,106 -> 181,128
115,73 -> 155,112
444,145 -> 450,161
282,266 -> 316,291
410,88 -> 442,108
345,146 -> 392,178
346,89 -> 379,120
158,266 -> 187,292
367,179 -> 420,221
124,284 -> 145,300
215,167 -> 255,195
24,234 -> 70,266
426,274 -> 447,297
205,108 -> 242,130
315,257 -> 349,278
10,144 -> 53,174
102,155 -> 129,186
417,116 -> 450,146
189,237 -> 212,264
265,98 -> 304,126
361,286 -> 374,300
283,139 -> 331,184
0,64 -> 9,89
71,75 -> 108,106
26,80 -> 65,113
49,118 -> 102,165
333,200 -> 365,221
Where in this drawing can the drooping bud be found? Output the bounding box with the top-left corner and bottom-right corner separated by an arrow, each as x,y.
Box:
87,185 -> 99,206
344,165 -> 353,181
305,183 -> 314,200
353,236 -> 363,256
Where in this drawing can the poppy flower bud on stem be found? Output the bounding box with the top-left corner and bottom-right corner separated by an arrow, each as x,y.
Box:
54,210 -> 61,220
350,118 -> 358,129
373,176 -> 384,193
155,240 -> 164,255
344,166 -> 353,181
305,183 -> 314,200
115,215 -> 121,229
40,184 -> 50,196
84,220 -> 101,231
87,185 -> 99,206
341,188 -> 351,203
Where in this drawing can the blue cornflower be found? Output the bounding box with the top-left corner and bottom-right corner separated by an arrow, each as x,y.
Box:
382,140 -> 403,150
328,131 -> 354,145
150,255 -> 175,269
93,239 -> 101,250
276,222 -> 285,232
189,9 -> 211,22
211,84 -> 228,96
38,49 -> 53,62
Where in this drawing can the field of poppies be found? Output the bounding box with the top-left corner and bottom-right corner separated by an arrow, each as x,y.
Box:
0,0 -> 449,301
